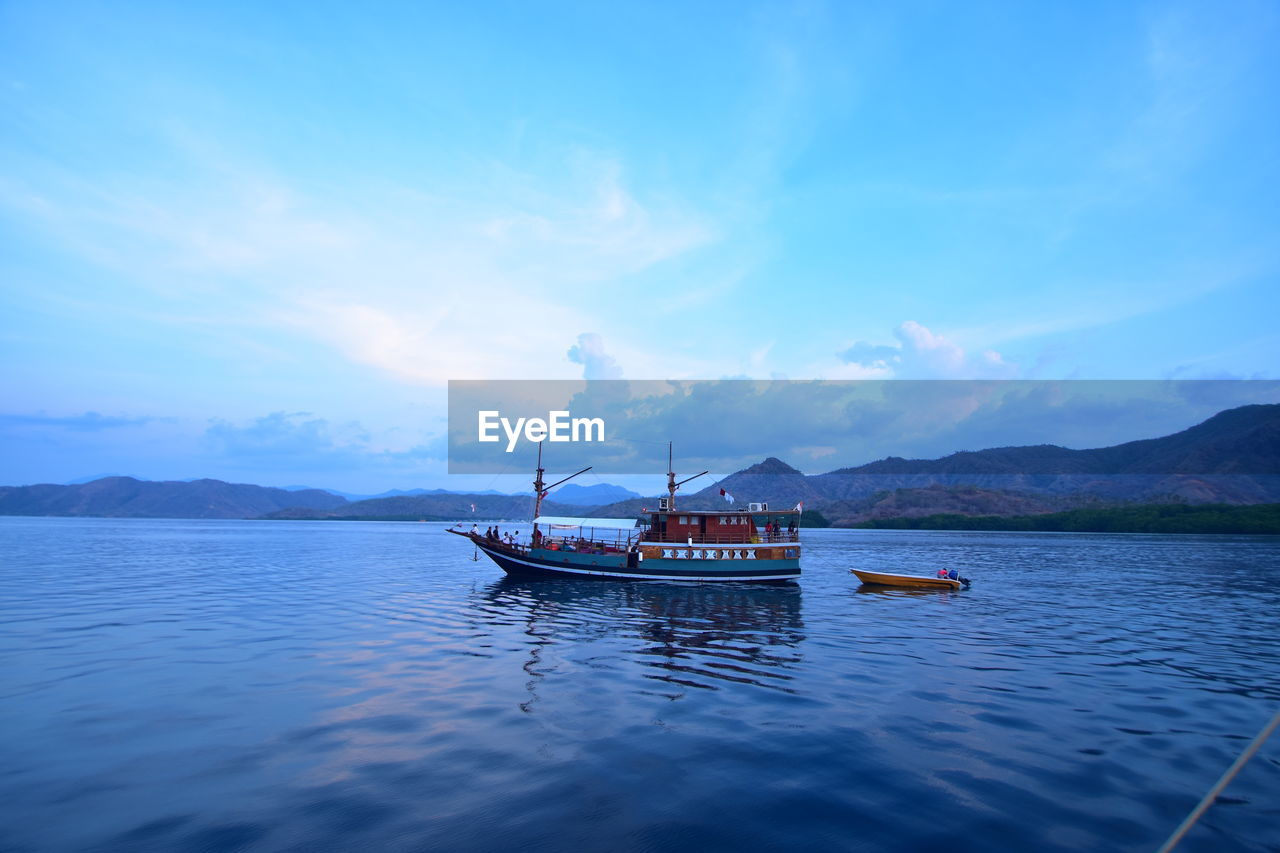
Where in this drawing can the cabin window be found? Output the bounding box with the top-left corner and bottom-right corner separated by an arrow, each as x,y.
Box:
678,516 -> 687,525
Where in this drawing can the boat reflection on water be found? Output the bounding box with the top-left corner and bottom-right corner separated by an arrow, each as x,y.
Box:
852,585 -> 964,600
480,578 -> 805,704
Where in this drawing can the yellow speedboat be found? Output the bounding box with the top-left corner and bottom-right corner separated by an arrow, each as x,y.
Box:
851,569 -> 970,590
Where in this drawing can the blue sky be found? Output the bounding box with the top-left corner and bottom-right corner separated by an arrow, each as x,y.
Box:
2,1 -> 1278,492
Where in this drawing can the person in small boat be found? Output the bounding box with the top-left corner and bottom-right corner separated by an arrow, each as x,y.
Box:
937,568 -> 949,578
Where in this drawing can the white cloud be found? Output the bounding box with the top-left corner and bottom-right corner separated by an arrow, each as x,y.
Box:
837,321 -> 1017,379
567,333 -> 624,379
2,143 -> 717,386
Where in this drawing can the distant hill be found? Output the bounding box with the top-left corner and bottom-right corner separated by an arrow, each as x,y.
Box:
365,487 -> 512,498
817,485 -> 1103,526
857,503 -> 1280,535
65,473 -> 133,484
698,457 -> 825,508
285,486 -> 514,500
0,477 -> 348,519
6,404 -> 1277,523
263,493 -> 578,521
548,483 -> 640,505
586,404 -> 1280,519
826,403 -> 1280,477
801,404 -> 1280,506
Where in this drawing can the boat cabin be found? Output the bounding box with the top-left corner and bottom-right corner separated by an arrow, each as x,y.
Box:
643,508 -> 800,544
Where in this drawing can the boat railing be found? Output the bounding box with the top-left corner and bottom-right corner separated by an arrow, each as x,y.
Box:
640,531 -> 800,544
477,532 -> 637,555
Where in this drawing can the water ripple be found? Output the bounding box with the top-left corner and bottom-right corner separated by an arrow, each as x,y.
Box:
0,519 -> 1277,852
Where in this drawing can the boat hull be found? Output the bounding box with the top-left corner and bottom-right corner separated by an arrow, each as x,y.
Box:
456,532 -> 799,582
851,569 -> 962,590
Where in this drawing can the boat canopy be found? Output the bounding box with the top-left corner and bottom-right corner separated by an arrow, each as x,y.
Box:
534,516 -> 637,530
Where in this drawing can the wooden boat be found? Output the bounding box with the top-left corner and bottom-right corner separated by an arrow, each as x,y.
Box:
449,442 -> 801,582
851,569 -> 969,590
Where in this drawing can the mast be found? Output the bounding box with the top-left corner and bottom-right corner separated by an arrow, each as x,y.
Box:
533,441 -> 546,521
664,441 -> 708,511
530,440 -> 591,535
667,441 -> 676,509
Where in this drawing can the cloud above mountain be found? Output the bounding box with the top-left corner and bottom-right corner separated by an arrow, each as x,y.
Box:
838,321 -> 1015,379
448,378 -> 1280,475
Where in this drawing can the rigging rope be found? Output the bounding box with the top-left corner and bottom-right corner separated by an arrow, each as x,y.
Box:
1156,706 -> 1280,852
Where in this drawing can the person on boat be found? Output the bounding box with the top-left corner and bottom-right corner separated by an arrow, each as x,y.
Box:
470,523 -> 478,537
937,569 -> 949,578
532,528 -> 542,547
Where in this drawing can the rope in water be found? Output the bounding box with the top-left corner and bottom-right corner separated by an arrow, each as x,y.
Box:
1157,707 -> 1280,852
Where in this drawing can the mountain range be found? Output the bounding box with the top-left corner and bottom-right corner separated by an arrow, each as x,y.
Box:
3,403 -> 1277,523
0,477 -> 347,519
547,482 -> 641,505
574,403 -> 1280,524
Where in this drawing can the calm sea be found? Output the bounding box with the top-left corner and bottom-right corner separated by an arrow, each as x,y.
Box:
1,518 -> 1277,852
